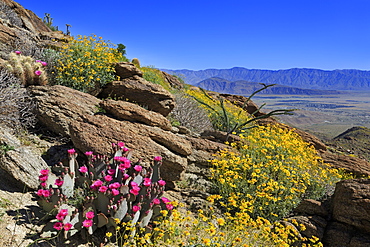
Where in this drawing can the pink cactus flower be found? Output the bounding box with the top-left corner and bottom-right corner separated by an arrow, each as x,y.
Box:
99,186 -> 108,193
161,197 -> 170,203
59,209 -> 68,217
53,222 -> 63,231
130,186 -> 140,195
117,142 -> 125,148
41,61 -> 48,66
143,178 -> 151,187
79,166 -> 88,173
91,179 -> 103,189
152,198 -> 160,205
39,175 -> 48,182
34,70 -> 42,76
40,182 -> 47,188
104,175 -> 113,182
82,219 -> 93,228
84,151 -> 93,156
107,169 -> 115,175
67,149 -> 76,155
154,156 -> 162,161
40,169 -> 49,175
63,222 -> 72,231
166,204 -> 174,210
111,189 -> 119,196
42,190 -> 51,197
14,51 -> 21,55
85,211 -> 94,219
122,174 -> 130,180
36,189 -> 44,197
109,182 -> 120,189
54,179 -> 64,187
122,147 -> 129,152
134,165 -> 142,172
132,205 -> 141,213
158,180 -> 166,186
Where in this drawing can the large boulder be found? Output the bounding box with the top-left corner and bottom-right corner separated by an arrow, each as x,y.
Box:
320,152 -> 370,177
114,62 -> 143,79
331,179 -> 370,233
69,114 -> 192,186
99,78 -> 175,116
28,85 -> 101,136
0,126 -> 48,190
100,99 -> 172,131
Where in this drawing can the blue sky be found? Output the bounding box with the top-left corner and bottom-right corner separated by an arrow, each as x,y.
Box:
16,0 -> 370,71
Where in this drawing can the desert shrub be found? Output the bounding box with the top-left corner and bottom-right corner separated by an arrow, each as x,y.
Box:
140,66 -> 172,91
209,124 -> 342,222
170,92 -> 214,133
3,51 -> 48,86
0,68 -> 36,130
34,143 -> 175,246
54,34 -> 127,93
186,87 -> 251,132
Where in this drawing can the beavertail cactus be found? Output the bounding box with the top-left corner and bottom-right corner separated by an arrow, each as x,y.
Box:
35,142 -> 174,244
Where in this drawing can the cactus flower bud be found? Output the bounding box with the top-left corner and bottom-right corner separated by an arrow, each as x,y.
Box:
34,70 -> 42,76
15,51 -> 21,55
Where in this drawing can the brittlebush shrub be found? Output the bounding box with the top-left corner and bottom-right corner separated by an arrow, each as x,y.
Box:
54,35 -> 127,93
209,125 -> 342,222
140,66 -> 171,91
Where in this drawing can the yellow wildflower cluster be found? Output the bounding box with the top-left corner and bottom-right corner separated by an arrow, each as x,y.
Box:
186,88 -> 251,132
54,34 -> 126,93
210,124 -> 342,222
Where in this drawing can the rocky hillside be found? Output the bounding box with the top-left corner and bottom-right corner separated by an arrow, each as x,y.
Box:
195,77 -> 342,95
163,67 -> 370,91
1,1 -> 370,246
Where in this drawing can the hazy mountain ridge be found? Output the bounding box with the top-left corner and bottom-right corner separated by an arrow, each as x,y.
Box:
162,67 -> 370,91
195,77 -> 341,95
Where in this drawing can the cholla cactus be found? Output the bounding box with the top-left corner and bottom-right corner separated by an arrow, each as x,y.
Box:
3,51 -> 48,86
36,142 -> 173,244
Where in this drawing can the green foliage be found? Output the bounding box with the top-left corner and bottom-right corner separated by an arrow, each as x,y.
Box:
117,44 -> 126,56
187,84 -> 294,140
54,35 -> 127,94
0,143 -> 14,155
141,66 -> 171,91
43,13 -> 58,31
34,144 -> 172,246
3,51 -> 48,86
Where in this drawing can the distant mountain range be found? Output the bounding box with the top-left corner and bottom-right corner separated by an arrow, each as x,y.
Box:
162,67 -> 370,91
194,77 -> 341,95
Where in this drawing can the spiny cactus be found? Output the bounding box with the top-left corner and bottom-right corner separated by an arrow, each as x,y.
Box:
131,58 -> 141,68
3,51 -> 48,86
35,143 -> 173,244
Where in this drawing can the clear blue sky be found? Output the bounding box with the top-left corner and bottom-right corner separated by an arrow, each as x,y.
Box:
16,0 -> 370,71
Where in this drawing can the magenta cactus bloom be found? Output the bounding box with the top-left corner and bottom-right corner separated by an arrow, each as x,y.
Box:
99,185 -> 108,193
111,189 -> 119,196
82,219 -> 93,228
166,203 -> 174,210
143,178 -> 151,187
40,169 -> 49,175
34,70 -> 42,76
39,175 -> 48,182
123,147 -> 129,152
85,211 -> 95,219
152,198 -> 160,205
158,180 -> 166,186
134,165 -> 142,172
64,223 -> 72,231
41,61 -> 48,66
109,182 -> 120,189
55,179 -> 64,187
53,222 -> 63,231
79,166 -> 88,173
104,175 -> 113,182
107,169 -> 115,175
67,148 -> 76,154
154,156 -> 162,161
117,142 -> 125,148
161,197 -> 170,203
84,151 -> 93,156
42,190 -> 51,197
14,51 -> 21,55
132,205 -> 141,213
